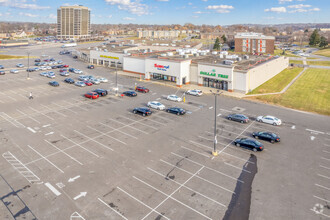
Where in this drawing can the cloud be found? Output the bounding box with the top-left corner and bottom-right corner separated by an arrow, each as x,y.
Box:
279,0 -> 305,3
206,5 -> 234,13
105,0 -> 149,16
156,0 -> 169,1
19,12 -> 38,17
123,17 -> 135,20
48,13 -> 56,19
287,4 -> 311,9
108,15 -> 113,18
188,2 -> 192,5
202,0 -> 208,2
264,7 -> 287,13
309,7 -> 320,11
0,0 -> 50,10
289,7 -> 320,13
191,15 -> 199,18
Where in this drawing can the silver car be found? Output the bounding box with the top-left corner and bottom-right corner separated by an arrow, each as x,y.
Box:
10,69 -> 19,73
75,81 -> 86,87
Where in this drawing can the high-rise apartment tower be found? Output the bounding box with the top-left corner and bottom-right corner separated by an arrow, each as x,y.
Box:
57,5 -> 91,40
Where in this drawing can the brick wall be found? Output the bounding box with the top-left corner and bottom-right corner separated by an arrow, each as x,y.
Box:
266,39 -> 274,54
235,38 -> 243,52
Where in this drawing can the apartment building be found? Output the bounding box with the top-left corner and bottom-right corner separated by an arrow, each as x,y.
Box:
235,33 -> 275,54
57,5 -> 91,40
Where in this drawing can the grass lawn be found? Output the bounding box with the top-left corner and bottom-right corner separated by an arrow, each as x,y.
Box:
0,54 -> 36,59
247,67 -> 303,94
307,61 -> 330,66
313,48 -> 330,57
246,68 -> 330,115
273,49 -> 299,58
289,60 -> 303,65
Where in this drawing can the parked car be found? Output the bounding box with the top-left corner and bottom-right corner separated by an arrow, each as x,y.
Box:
78,75 -> 89,81
133,107 -> 152,117
69,68 -> 75,72
57,64 -> 64,68
10,69 -> 19,74
147,101 -> 165,110
34,59 -> 41,62
49,81 -> 59,87
122,91 -> 137,97
26,68 -> 35,72
63,64 -> 69,68
186,89 -> 203,96
47,72 -> 56,78
84,81 -> 93,86
166,107 -> 186,115
135,86 -> 149,93
87,65 -> 95,69
51,65 -> 58,69
85,92 -> 99,99
167,94 -> 182,102
252,131 -> 280,143
90,78 -> 101,84
98,77 -> 108,83
74,69 -> 83,74
93,89 -> 108,96
73,55 -> 78,59
227,114 -> 249,123
234,138 -> 264,152
60,72 -> 69,76
257,116 -> 282,126
39,66 -> 47,70
59,68 -> 67,72
0,65 -> 4,69
75,81 -> 86,87
64,78 -> 75,84
50,58 -> 55,61
40,72 -> 48,76
16,63 -> 24,68
0,70 -> 5,75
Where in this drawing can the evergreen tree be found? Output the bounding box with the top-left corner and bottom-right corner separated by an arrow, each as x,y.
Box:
213,37 -> 221,50
221,34 -> 227,43
319,36 -> 328,48
309,29 -> 321,46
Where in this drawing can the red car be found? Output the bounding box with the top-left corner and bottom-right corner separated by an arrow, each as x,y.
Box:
84,81 -> 93,86
85,92 -> 99,99
59,68 -> 67,72
135,86 -> 149,93
63,64 -> 69,68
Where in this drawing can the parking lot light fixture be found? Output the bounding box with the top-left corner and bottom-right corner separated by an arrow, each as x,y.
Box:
210,90 -> 223,156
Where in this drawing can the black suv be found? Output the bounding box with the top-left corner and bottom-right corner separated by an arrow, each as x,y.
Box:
227,114 -> 249,123
93,89 -> 108,96
133,107 -> 152,117
252,131 -> 280,143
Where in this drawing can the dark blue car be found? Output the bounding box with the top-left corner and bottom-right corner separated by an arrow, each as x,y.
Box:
234,138 -> 263,152
166,107 -> 186,115
133,107 -> 152,117
122,91 -> 137,97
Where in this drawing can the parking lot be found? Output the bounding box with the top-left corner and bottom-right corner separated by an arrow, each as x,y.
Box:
0,44 -> 329,220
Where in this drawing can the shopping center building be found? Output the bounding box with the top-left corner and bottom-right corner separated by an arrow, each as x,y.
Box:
79,43 -> 288,94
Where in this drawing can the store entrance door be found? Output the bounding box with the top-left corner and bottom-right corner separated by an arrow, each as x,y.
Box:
182,77 -> 186,85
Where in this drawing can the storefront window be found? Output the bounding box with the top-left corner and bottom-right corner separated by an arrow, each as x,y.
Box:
151,73 -> 176,82
203,78 -> 228,91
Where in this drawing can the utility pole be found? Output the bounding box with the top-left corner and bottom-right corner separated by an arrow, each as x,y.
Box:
27,52 -> 30,79
115,62 -> 118,96
210,90 -> 223,156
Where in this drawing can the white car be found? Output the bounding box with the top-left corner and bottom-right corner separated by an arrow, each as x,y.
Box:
98,77 -> 108,83
47,72 -> 56,78
39,66 -> 47,70
91,78 -> 101,84
78,75 -> 89,81
10,69 -> 19,73
60,72 -> 69,76
74,69 -> 83,74
40,72 -> 48,76
147,101 -> 165,110
187,89 -> 203,96
167,94 -> 182,102
16,63 -> 24,68
75,81 -> 86,87
257,116 -> 282,126
46,66 -> 52,70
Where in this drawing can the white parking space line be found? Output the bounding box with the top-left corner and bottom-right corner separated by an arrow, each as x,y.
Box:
172,152 -> 243,183
44,140 -> 83,165
219,108 -> 232,113
52,102 -> 78,114
29,107 -> 55,121
317,174 -> 330,180
74,130 -> 115,150
61,135 -> 100,158
320,165 -> 330,170
160,159 -> 235,194
324,144 -> 330,147
205,130 -> 250,139
136,167 -> 213,220
120,115 -> 158,130
306,128 -> 325,134
315,184 -> 330,191
189,140 -> 254,164
313,195 -> 330,203
99,122 -> 138,139
224,162 -> 251,173
321,157 -> 330,162
27,145 -> 64,173
0,112 -> 25,128
117,187 -> 170,220
180,146 -> 211,158
16,109 -> 41,124
44,182 -> 61,196
147,167 -> 226,208
98,198 -> 128,220
27,127 -> 36,133
41,104 -> 67,117
0,91 -> 16,101
153,113 -> 175,121
86,126 -> 127,145
322,150 -> 330,154
107,118 -> 149,135
310,209 -> 330,218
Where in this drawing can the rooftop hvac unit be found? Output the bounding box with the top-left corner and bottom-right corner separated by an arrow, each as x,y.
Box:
130,40 -> 134,44
184,54 -> 189,58
194,53 -> 199,57
124,50 -> 128,54
236,57 -> 242,61
111,45 -> 115,48
219,54 -> 224,58
200,52 -> 206,56
212,51 -> 217,55
243,55 -> 249,59
179,52 -> 185,56
167,52 -> 173,56
160,54 -> 167,57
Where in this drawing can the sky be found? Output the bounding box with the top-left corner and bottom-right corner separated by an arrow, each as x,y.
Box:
0,0 -> 328,25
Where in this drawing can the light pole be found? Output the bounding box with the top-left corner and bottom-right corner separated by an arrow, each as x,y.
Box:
115,63 -> 118,96
210,90 -> 223,156
27,52 -> 30,79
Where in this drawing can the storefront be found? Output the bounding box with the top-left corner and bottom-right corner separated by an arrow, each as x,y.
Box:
151,73 -> 177,82
197,64 -> 233,92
